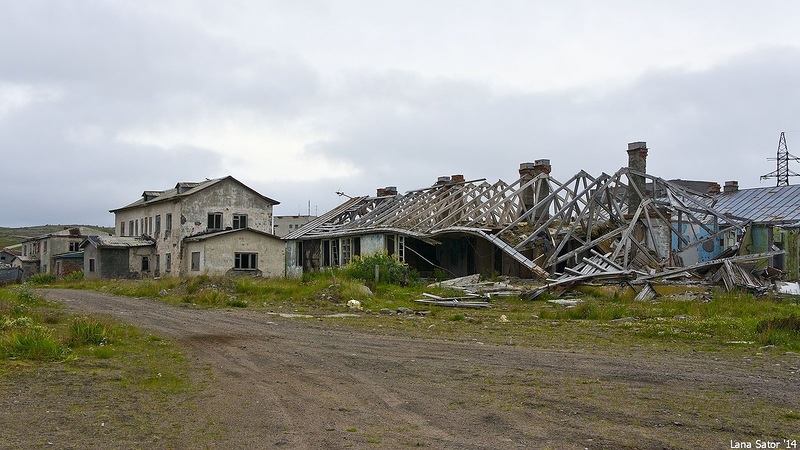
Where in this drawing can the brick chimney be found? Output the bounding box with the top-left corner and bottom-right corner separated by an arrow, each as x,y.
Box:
450,174 -> 465,183
519,159 -> 552,220
706,182 -> 721,195
723,180 -> 739,193
627,142 -> 648,214
376,186 -> 398,197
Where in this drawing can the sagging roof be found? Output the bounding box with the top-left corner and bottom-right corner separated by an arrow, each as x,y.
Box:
110,176 -> 279,213
81,235 -> 156,249
712,184 -> 800,225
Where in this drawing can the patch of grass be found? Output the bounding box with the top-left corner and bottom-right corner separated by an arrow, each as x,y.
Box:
1,327 -> 69,361
67,317 -> 109,346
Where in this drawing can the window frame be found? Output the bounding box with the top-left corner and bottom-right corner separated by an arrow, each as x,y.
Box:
208,212 -> 223,230
234,252 -> 258,270
232,214 -> 247,230
191,252 -> 201,271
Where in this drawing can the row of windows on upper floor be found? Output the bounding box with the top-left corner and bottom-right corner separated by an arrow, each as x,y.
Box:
22,241 -> 81,257
119,213 -> 249,237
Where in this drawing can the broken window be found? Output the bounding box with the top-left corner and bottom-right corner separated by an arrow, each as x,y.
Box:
233,214 -> 247,229
155,215 -> 161,234
331,239 -> 340,266
322,239 -> 331,266
296,241 -> 304,266
120,222 -> 125,236
398,235 -> 405,262
165,252 -> 171,271
386,235 -> 395,257
155,254 -> 160,274
142,256 -> 149,272
69,242 -> 80,252
235,252 -> 257,269
341,238 -> 352,265
208,213 -> 223,230
89,258 -> 95,272
165,213 -> 172,231
191,252 -> 200,271
130,221 -> 134,236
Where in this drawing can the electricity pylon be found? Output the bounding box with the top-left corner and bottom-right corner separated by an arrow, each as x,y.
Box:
761,132 -> 800,186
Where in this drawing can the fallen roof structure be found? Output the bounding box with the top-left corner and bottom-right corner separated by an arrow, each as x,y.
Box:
288,142 -> 782,295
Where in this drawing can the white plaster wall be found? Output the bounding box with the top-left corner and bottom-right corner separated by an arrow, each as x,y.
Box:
183,231 -> 285,277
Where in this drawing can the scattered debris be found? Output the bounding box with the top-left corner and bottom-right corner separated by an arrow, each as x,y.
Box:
414,292 -> 492,308
548,299 -> 583,307
428,274 -> 523,298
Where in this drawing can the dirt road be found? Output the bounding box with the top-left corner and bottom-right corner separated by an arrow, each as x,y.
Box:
29,289 -> 800,449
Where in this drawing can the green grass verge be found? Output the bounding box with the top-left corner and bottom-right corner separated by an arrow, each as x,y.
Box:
47,272 -> 800,352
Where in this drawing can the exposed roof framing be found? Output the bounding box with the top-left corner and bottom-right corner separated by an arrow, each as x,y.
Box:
288,167 -> 749,279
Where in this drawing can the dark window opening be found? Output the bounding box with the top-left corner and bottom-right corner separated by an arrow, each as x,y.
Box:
233,214 -> 247,229
208,213 -> 223,230
191,252 -> 200,271
235,253 -> 257,269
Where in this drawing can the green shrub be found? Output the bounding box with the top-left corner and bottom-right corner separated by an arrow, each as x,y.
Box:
344,252 -> 416,285
62,270 -> 84,282
27,273 -> 57,285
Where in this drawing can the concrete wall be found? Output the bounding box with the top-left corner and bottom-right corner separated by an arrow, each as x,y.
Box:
84,247 -> 133,279
183,231 -> 285,277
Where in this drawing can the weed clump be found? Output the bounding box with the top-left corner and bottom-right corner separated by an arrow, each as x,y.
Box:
344,252 -> 417,285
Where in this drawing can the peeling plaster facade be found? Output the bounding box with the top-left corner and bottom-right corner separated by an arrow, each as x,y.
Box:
108,176 -> 282,278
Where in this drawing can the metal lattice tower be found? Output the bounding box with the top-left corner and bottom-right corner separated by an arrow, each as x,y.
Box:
761,131 -> 800,187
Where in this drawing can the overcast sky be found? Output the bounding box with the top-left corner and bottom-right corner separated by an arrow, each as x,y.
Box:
3,1 -> 800,227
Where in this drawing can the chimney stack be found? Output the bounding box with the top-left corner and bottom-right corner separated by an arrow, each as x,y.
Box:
450,174 -> 465,183
627,142 -> 648,214
376,186 -> 398,197
706,182 -> 721,195
435,176 -> 451,186
519,160 -> 552,220
723,180 -> 739,193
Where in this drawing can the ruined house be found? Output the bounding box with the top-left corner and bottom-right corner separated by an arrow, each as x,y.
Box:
285,142 -> 775,291
19,226 -> 109,277
97,176 -> 284,278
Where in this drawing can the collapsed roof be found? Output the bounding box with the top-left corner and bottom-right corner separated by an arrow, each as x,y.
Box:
287,158 -> 755,284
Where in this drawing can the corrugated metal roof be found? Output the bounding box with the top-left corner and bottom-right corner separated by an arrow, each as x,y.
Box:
712,184 -> 800,224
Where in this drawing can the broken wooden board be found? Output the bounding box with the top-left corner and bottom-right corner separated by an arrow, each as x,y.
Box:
414,299 -> 492,308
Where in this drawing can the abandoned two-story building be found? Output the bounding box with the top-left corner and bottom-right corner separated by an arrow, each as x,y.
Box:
83,176 -> 284,279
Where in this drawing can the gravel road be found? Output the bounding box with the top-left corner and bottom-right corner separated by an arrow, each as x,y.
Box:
29,288 -> 800,450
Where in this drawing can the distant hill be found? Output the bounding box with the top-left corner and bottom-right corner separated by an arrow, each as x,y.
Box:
0,225 -> 115,248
